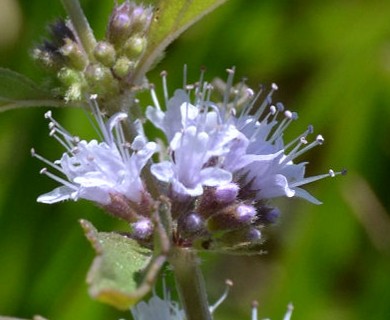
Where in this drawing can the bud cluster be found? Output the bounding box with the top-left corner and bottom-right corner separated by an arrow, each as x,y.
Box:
32,1 -> 153,104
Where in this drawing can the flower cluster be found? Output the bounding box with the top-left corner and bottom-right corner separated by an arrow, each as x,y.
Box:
34,68 -> 343,252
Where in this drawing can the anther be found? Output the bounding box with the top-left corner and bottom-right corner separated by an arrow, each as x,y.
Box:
44,111 -> 52,119
276,102 -> 284,112
271,83 -> 278,90
40,168 -> 48,175
160,70 -> 167,77
90,93 -> 98,100
246,88 -> 255,97
284,110 -> 293,119
316,134 -> 324,144
270,105 -> 277,115
300,136 -> 308,144
226,68 -> 235,74
307,124 -> 314,134
329,169 -> 335,177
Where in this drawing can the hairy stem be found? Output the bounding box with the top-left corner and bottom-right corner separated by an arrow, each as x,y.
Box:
62,0 -> 96,60
169,247 -> 212,320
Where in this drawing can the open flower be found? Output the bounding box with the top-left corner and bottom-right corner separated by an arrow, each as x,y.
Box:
33,95 -> 157,211
147,68 -> 343,204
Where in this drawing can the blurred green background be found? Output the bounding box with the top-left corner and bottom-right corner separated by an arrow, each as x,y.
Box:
1,0 -> 390,319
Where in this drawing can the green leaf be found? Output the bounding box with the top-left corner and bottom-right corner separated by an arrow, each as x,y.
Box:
0,68 -> 65,112
132,0 -> 228,84
80,219 -> 153,310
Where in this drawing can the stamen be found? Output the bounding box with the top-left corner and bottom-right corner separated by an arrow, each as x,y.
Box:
39,168 -> 77,190
31,148 -> 63,172
283,303 -> 294,320
209,279 -> 233,314
223,67 -> 236,109
282,134 -> 324,164
251,301 -> 258,320
160,70 -> 169,106
149,83 -> 162,111
289,168 -> 343,188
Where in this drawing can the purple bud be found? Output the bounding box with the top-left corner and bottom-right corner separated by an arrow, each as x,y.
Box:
216,227 -> 262,248
257,206 -> 280,224
178,212 -> 205,239
131,219 -> 153,240
214,183 -> 239,204
207,204 -> 256,232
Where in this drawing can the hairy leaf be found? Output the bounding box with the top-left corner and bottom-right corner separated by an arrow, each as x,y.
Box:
132,0 -> 228,84
0,68 -> 64,112
80,219 -> 153,310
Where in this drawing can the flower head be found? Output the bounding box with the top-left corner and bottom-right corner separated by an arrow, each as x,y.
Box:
144,67 -> 344,251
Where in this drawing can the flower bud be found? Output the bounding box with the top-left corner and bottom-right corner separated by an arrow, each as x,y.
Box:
48,20 -> 76,48
60,38 -> 87,70
217,227 -> 262,249
58,68 -> 84,87
113,56 -> 135,78
85,63 -> 118,95
123,36 -> 147,60
257,206 -> 280,224
177,212 -> 206,239
214,183 -> 239,204
93,41 -> 116,67
107,1 -> 153,47
207,204 -> 256,232
131,219 -> 153,240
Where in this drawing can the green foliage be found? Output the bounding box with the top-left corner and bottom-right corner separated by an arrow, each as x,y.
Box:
80,220 -> 152,310
132,0 -> 228,83
0,68 -> 63,112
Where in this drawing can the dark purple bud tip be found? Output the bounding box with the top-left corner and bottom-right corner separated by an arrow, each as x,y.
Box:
258,206 -> 280,224
214,183 -> 239,204
178,212 -> 205,238
217,227 -> 262,247
131,219 -> 153,240
207,204 -> 256,232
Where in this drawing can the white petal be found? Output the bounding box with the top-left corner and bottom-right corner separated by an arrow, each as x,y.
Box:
37,186 -> 74,203
294,187 -> 322,205
200,167 -> 232,186
151,162 -> 174,182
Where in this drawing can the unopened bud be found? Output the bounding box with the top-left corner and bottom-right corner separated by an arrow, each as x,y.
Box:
58,68 -> 84,87
178,212 -> 206,239
131,219 -> 153,240
93,41 -> 116,67
218,227 -> 262,247
113,56 -> 135,78
123,36 -> 147,59
257,206 -> 280,224
85,64 -> 118,95
214,183 -> 239,204
207,204 -> 256,232
60,39 -> 87,70
107,2 -> 153,47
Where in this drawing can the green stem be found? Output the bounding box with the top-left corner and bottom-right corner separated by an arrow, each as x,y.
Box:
61,0 -> 96,60
169,247 -> 212,320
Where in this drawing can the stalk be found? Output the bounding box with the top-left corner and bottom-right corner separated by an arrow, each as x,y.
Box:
61,0 -> 97,60
169,247 -> 212,320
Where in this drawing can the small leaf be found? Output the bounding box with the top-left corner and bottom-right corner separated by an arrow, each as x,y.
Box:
0,68 -> 64,112
132,0 -> 228,84
80,219 -> 153,310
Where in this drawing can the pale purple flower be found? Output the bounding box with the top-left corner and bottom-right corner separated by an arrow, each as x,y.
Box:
147,68 -> 342,203
33,95 -> 157,206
